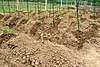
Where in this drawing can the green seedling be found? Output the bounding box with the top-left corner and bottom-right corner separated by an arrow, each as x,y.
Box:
92,12 -> 97,28
80,11 -> 85,15
38,16 -> 44,19
92,20 -> 97,28
59,16 -> 63,19
48,19 -> 53,25
36,20 -> 43,24
72,11 -> 77,18
47,10 -> 51,16
93,12 -> 96,16
2,26 -> 14,35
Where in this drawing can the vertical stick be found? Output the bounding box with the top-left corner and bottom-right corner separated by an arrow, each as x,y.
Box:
76,0 -> 80,32
50,1 -> 51,11
68,0 -> 69,7
37,0 -> 39,13
61,0 -> 62,8
14,0 -> 16,12
19,0 -> 21,11
52,0 -> 55,26
45,0 -> 47,10
40,0 -> 41,11
58,0 -> 60,15
2,0 -> 5,14
17,0 -> 19,12
93,0 -> 96,27
8,0 -> 10,13
26,0 -> 29,18
93,0 -> 96,12
34,0 -> 36,13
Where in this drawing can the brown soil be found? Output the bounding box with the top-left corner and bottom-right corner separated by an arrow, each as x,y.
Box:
0,9 -> 100,67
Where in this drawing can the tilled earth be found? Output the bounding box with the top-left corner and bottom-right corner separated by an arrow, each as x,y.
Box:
0,9 -> 100,67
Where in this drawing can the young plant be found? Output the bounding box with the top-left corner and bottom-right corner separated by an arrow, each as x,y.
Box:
36,20 -> 43,24
57,14 -> 63,20
58,16 -> 63,19
92,12 -> 97,28
48,19 -> 53,25
47,10 -> 51,16
2,26 -> 14,35
80,11 -> 85,15
92,20 -> 97,28
72,10 -> 76,18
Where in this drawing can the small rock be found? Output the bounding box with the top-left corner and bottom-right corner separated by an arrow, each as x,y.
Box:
35,61 -> 39,65
32,62 -> 35,66
54,51 -> 57,53
53,57 -> 56,60
56,61 -> 60,65
27,55 -> 30,58
23,56 -> 26,59
21,60 -> 26,64
32,60 -> 35,63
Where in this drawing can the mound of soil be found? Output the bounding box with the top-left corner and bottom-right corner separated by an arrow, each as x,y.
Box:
0,9 -> 100,67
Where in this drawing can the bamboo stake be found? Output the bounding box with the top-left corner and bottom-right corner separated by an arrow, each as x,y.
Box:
17,0 -> 19,11
45,0 -> 47,10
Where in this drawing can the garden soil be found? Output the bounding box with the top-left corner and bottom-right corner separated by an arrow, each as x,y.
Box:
0,9 -> 100,67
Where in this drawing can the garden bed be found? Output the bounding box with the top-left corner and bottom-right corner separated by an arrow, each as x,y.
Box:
0,9 -> 100,67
